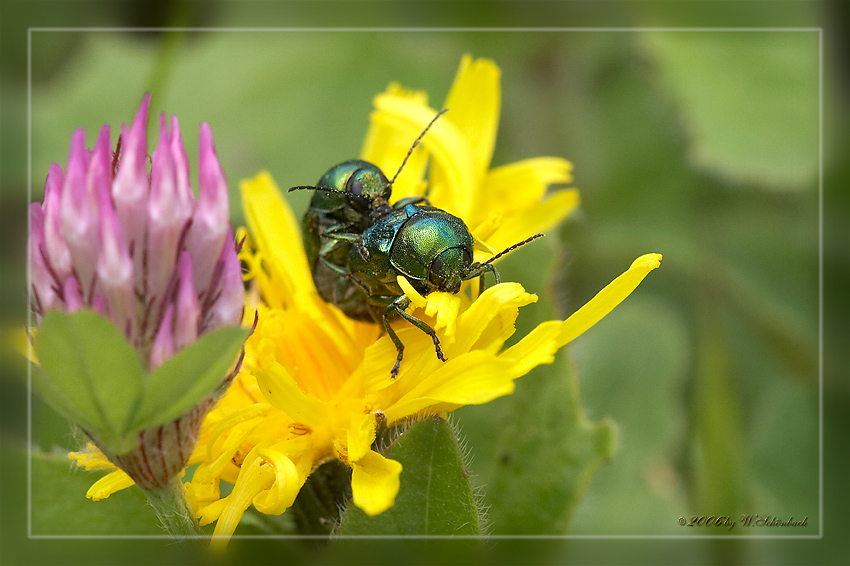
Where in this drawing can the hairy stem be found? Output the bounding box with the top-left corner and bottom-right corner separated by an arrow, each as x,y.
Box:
143,475 -> 205,543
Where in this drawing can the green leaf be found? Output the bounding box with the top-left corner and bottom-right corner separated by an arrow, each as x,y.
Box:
132,325 -> 248,432
457,355 -> 616,534
30,449 -> 162,535
32,311 -> 145,450
569,298 -> 692,534
639,32 -> 818,191
30,365 -> 101,436
337,417 -> 483,536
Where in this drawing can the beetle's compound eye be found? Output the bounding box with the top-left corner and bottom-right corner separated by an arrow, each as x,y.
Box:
429,247 -> 471,293
347,178 -> 370,212
430,255 -> 443,283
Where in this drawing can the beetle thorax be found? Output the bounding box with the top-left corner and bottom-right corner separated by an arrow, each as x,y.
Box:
388,206 -> 474,293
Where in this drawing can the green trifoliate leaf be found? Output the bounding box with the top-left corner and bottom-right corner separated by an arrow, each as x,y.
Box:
131,325 -> 248,432
32,310 -> 145,452
338,417 -> 483,536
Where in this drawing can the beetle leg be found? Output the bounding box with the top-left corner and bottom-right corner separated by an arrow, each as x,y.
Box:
325,232 -> 368,259
319,236 -> 346,257
319,255 -> 350,278
384,295 -> 446,378
383,296 -> 408,378
318,223 -> 357,258
325,231 -> 360,242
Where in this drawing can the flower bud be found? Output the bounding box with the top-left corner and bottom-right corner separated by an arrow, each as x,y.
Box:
30,94 -> 246,496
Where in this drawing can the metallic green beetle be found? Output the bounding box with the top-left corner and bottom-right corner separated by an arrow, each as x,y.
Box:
331,203 -> 542,378
296,160 -> 402,319
290,111 -> 446,319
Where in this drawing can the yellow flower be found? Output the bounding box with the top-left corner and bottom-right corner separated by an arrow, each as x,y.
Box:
362,55 -> 579,259
70,55 -> 661,549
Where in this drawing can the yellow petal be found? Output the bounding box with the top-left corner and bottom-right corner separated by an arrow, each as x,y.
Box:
498,320 -> 564,374
206,405 -> 275,477
251,445 -> 305,515
205,403 -> 273,466
240,171 -> 316,308
477,157 -> 573,225
351,450 -> 402,516
85,470 -> 135,501
199,497 -> 228,526
441,55 -> 501,184
384,350 -> 518,422
208,453 -> 275,552
252,308 -> 355,396
424,292 -> 461,340
450,283 -> 537,355
185,463 -> 221,509
255,360 -> 327,429
557,254 -> 663,347
69,443 -> 116,471
346,412 -> 377,463
361,83 -> 431,199
471,213 -> 504,256
370,93 -> 476,220
482,189 -> 579,256
397,275 -> 427,309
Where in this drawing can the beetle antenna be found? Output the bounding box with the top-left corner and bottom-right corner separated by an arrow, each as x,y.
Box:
287,185 -> 348,195
389,108 -> 449,186
482,233 -> 544,266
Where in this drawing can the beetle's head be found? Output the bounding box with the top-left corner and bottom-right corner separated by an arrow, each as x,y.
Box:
344,164 -> 391,213
429,246 -> 472,293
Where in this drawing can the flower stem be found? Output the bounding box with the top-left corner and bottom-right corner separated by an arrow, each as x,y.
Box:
291,459 -> 352,536
143,475 -> 205,543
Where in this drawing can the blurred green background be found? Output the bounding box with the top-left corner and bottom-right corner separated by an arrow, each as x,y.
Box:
1,1 -> 847,565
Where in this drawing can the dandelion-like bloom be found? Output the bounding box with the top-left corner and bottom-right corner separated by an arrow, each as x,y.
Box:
32,94 -> 244,493
77,57 -> 661,547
